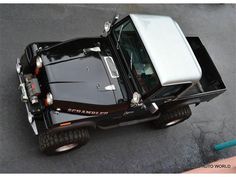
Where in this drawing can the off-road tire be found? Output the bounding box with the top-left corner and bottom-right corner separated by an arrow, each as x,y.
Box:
153,105 -> 191,129
39,128 -> 90,155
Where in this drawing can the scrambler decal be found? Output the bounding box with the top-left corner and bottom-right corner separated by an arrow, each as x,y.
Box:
67,108 -> 108,115
52,100 -> 129,116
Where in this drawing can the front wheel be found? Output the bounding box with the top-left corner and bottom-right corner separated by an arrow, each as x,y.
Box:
152,105 -> 192,129
39,128 -> 90,155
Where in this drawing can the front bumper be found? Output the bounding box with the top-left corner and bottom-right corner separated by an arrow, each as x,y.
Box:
16,58 -> 38,135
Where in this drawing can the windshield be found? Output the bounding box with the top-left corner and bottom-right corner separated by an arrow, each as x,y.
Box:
113,19 -> 159,95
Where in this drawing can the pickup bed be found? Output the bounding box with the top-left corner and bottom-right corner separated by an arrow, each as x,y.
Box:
184,37 -> 225,100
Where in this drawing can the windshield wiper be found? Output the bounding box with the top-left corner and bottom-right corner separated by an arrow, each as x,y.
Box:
116,24 -> 124,49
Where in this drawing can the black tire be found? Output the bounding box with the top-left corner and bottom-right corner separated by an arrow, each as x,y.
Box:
39,128 -> 90,155
152,105 -> 191,129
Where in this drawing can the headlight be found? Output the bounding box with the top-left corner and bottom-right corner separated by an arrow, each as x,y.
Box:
45,92 -> 53,106
36,56 -> 43,68
35,56 -> 43,75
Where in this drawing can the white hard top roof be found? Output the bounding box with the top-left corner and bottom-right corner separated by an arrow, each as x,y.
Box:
130,14 -> 202,86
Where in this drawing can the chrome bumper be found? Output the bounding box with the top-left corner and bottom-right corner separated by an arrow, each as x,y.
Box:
16,58 -> 38,135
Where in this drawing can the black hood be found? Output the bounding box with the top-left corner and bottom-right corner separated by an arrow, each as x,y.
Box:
44,53 -> 118,105
41,38 -> 126,107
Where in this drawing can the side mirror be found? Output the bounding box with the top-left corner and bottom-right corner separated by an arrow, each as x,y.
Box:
111,14 -> 119,25
104,21 -> 111,33
131,92 -> 142,107
103,14 -> 119,35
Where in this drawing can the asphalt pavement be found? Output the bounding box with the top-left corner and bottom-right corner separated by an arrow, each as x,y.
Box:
0,4 -> 235,173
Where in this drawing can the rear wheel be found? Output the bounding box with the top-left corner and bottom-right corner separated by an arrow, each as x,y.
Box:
39,128 -> 90,155
152,105 -> 192,129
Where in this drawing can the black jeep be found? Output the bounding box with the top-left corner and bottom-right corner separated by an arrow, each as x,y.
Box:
16,14 -> 226,155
